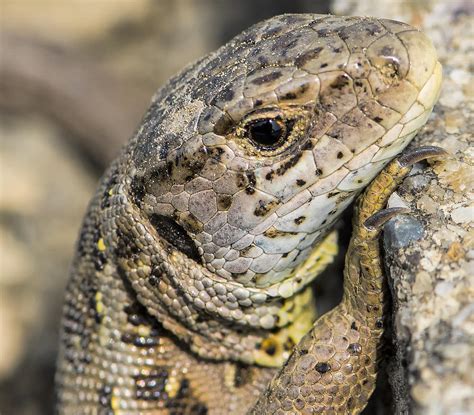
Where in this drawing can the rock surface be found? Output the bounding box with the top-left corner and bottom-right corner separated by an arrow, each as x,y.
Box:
334,0 -> 474,413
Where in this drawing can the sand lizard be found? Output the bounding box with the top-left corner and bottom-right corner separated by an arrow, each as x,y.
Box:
55,14 -> 443,414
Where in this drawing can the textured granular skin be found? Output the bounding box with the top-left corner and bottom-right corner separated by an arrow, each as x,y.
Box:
55,14 -> 441,414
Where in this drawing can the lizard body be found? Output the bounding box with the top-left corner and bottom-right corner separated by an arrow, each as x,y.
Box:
55,14 -> 442,414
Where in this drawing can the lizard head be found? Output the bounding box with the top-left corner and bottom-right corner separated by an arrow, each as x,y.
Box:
122,14 -> 441,363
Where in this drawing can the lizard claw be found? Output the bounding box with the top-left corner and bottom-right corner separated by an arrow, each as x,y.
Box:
397,145 -> 448,168
364,207 -> 410,230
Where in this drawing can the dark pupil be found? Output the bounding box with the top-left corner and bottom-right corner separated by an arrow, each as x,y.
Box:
248,119 -> 283,147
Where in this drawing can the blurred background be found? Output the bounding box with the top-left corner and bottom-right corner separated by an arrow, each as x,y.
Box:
1,1 -> 395,413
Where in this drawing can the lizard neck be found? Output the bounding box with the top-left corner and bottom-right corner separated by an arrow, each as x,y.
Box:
98,168 -> 338,366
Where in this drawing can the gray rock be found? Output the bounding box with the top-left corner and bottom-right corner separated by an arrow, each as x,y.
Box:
384,216 -> 425,250
334,1 -> 474,414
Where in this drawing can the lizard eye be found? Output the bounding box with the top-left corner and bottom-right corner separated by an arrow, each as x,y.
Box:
246,118 -> 287,149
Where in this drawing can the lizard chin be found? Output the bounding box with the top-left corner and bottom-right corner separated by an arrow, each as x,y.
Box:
251,230 -> 339,366
251,230 -> 339,299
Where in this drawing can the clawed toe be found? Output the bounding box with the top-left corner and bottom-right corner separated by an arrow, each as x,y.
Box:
364,207 -> 410,230
397,145 -> 448,168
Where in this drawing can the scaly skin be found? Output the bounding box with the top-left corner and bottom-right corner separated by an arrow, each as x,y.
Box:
250,146 -> 447,414
55,14 -> 442,414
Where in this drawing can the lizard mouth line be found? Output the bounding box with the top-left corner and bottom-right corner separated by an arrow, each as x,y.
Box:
194,230 -> 339,301
254,230 -> 338,298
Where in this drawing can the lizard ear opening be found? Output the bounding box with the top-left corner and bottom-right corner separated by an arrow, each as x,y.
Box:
150,214 -> 201,263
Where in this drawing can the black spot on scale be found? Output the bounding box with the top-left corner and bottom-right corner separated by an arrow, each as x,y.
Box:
282,92 -> 297,100
365,22 -> 383,36
251,71 -> 282,85
276,153 -> 302,176
294,216 -> 306,225
295,47 -> 323,67
299,83 -> 310,94
134,367 -> 168,401
337,151 -> 344,159
91,232 -> 107,272
374,116 -> 383,123
212,87 -> 235,105
235,173 -> 247,188
347,397 -> 355,409
165,378 -> 209,415
320,63 -> 328,68
253,200 -> 278,217
260,340 -> 277,356
217,194 -> 233,210
271,36 -> 300,53
159,133 -> 177,159
296,179 -> 306,186
348,343 -> 362,355
234,363 -> 253,388
315,28 -> 330,37
89,289 -> 103,325
264,228 -> 291,238
261,24 -> 285,39
121,331 -> 159,347
367,304 -> 380,313
315,362 -> 331,373
130,176 -> 146,206
246,171 -> 256,188
381,45 -> 395,56
114,227 -> 140,260
98,384 -> 113,409
254,202 -> 268,217
331,74 -> 350,90
124,303 -> 147,326
208,146 -> 225,161
100,169 -> 119,209
93,248 -> 107,271
148,274 -> 159,286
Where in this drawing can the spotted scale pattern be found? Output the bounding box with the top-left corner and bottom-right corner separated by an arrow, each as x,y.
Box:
56,14 -> 441,415
134,14 -> 441,291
